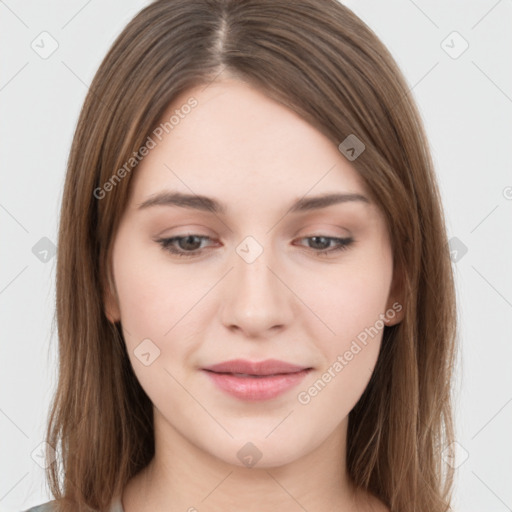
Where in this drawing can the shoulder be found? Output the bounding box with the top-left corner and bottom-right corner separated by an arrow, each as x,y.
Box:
354,488 -> 390,512
21,500 -> 59,512
21,496 -> 123,512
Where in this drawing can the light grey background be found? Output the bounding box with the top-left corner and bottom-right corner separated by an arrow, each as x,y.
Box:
1,1 -> 511,511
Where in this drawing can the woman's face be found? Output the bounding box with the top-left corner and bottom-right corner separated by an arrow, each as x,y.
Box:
106,78 -> 403,468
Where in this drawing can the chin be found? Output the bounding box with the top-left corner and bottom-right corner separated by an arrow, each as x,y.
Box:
205,433 -> 311,470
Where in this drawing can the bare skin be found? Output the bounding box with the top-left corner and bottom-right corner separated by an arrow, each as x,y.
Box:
105,77 -> 399,512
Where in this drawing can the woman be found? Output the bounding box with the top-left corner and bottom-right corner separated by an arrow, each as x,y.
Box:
24,0 -> 458,511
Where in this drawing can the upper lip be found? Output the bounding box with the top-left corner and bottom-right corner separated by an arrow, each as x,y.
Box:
203,359 -> 311,376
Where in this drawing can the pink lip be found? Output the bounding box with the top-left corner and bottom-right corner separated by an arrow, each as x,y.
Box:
202,359 -> 312,401
203,358 -> 309,376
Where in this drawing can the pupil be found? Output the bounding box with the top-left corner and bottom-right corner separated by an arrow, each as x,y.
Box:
181,235 -> 200,250
311,236 -> 328,249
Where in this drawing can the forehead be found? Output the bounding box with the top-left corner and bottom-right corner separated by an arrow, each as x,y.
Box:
128,79 -> 370,211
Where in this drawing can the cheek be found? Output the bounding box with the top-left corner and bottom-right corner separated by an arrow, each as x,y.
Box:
306,260 -> 392,338
110,246 -> 186,401
112,230 -> 199,336
295,271 -> 390,418
112,253 -> 198,403
300,252 -> 392,379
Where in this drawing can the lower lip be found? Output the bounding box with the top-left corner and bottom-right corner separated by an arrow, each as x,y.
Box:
203,369 -> 311,401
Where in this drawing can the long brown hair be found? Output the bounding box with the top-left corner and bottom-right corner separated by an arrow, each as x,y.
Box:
46,1 -> 458,510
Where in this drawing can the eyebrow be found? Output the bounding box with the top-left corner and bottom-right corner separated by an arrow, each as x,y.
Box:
137,191 -> 370,215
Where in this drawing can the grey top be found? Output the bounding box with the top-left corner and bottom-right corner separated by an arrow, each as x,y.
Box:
21,494 -> 124,512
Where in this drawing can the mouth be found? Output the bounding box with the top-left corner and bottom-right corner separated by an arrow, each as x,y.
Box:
204,370 -> 310,378
202,366 -> 312,401
202,358 -> 311,376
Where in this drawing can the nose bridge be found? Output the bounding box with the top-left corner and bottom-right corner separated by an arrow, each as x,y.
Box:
236,237 -> 275,291
221,234 -> 292,334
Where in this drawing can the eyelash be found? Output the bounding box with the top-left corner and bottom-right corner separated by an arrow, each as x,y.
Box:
155,234 -> 354,258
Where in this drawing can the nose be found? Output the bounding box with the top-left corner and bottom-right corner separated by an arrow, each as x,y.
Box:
220,239 -> 294,338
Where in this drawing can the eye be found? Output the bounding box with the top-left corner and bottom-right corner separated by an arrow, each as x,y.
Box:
156,234 -> 354,258
156,234 -> 215,258
294,235 -> 354,257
